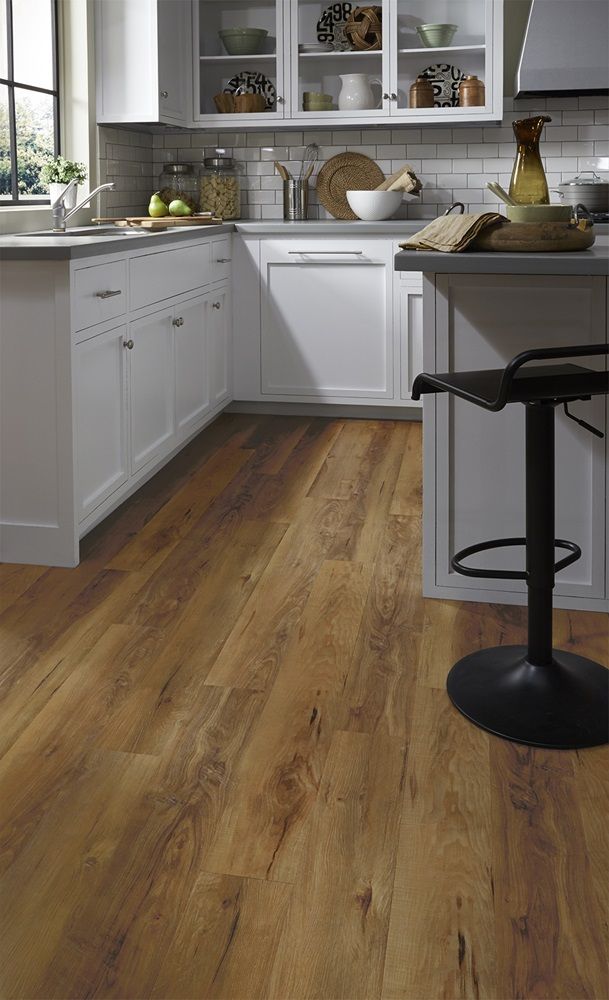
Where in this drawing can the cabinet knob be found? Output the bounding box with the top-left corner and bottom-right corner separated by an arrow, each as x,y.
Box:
277,96 -> 284,104
172,317 -> 184,327
123,339 -> 134,350
391,93 -> 398,101
160,90 -> 169,99
383,92 -> 390,100
212,301 -> 221,310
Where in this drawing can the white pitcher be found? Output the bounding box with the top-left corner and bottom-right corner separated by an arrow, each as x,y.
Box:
337,74 -> 383,112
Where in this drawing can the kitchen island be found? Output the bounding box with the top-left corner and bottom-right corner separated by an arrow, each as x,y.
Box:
395,239 -> 609,613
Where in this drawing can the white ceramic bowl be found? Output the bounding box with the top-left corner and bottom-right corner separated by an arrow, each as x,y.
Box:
346,190 -> 403,221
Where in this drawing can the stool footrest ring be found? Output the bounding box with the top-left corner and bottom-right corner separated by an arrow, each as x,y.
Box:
451,537 -> 582,580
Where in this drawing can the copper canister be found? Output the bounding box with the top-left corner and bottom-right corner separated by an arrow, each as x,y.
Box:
459,75 -> 485,107
409,76 -> 434,108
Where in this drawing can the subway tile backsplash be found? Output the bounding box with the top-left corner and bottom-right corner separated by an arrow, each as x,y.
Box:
98,96 -> 609,220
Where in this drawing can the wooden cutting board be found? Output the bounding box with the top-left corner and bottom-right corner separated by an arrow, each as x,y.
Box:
92,215 -> 223,228
471,220 -> 595,252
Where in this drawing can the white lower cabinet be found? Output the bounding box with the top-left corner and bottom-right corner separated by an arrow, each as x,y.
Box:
75,323 -> 129,521
129,306 -> 176,473
209,285 -> 231,406
396,272 -> 424,400
175,294 -> 210,439
259,240 -> 394,400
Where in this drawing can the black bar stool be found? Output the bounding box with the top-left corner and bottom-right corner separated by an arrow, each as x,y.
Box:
412,344 -> 609,749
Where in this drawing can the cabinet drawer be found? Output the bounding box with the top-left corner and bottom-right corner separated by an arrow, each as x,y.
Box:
211,238 -> 232,283
130,242 -> 211,310
73,259 -> 127,331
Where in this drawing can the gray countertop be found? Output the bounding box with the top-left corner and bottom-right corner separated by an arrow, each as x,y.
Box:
0,222 -> 235,260
395,236 -> 609,276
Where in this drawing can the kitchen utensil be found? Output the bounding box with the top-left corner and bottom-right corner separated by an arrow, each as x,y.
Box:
472,220 -> 595,252
420,63 -> 465,107
303,162 -> 316,182
554,171 -> 609,212
409,76 -> 434,108
338,73 -> 383,111
316,152 -> 384,220
345,6 -> 383,50
509,115 -> 552,204
299,143 -> 319,181
234,93 -> 266,113
486,181 -> 517,206
218,28 -> 268,56
346,189 -> 402,220
316,2 -> 353,50
274,161 -> 290,181
506,204 -> 572,223
225,71 -> 276,110
283,179 -> 309,220
416,23 -> 457,47
459,75 -> 485,106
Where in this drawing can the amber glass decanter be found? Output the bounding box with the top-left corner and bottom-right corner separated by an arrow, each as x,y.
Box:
509,115 -> 552,204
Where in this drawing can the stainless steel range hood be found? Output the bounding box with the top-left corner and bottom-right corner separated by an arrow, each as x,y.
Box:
516,0 -> 609,97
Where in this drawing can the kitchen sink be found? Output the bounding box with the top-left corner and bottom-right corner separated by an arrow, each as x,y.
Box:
19,226 -> 153,237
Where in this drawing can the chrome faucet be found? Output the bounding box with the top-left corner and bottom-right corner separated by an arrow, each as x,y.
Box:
51,179 -> 115,232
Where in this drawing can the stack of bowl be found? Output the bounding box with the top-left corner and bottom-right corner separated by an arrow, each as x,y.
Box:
303,91 -> 334,112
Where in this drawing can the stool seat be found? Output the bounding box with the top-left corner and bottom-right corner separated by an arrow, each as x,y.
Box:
413,362 -> 609,408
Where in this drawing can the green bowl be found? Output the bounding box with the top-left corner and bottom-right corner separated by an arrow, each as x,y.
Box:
218,28 -> 268,56
416,23 -> 458,48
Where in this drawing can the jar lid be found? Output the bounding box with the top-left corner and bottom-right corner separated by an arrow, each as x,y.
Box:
464,75 -> 479,80
164,162 -> 193,174
203,156 -> 235,168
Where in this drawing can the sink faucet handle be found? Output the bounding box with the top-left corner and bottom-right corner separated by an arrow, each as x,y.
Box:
50,176 -> 78,209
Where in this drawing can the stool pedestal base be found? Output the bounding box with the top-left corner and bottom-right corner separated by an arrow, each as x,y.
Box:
447,645 -> 609,749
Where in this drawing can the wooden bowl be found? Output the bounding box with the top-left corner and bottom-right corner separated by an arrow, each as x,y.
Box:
234,93 -> 266,113
214,93 -> 235,114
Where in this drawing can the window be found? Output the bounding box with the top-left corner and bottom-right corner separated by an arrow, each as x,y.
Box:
0,0 -> 59,204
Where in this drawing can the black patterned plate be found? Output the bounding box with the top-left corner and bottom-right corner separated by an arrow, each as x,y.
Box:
316,2 -> 354,51
225,71 -> 277,110
420,63 -> 465,107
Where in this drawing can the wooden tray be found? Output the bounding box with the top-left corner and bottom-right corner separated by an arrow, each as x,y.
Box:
92,215 -> 223,229
471,220 -> 595,253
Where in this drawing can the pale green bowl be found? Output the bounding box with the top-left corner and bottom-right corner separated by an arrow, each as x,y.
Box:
219,28 -> 268,56
416,23 -> 458,48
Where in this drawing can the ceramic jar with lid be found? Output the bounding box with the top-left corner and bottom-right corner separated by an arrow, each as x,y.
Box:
459,75 -> 485,107
409,76 -> 434,108
158,163 -> 199,212
199,153 -> 242,220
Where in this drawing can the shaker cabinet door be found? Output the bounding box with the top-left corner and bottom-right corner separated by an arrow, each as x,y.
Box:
129,307 -> 176,474
175,294 -> 210,439
75,324 -> 129,521
209,286 -> 231,407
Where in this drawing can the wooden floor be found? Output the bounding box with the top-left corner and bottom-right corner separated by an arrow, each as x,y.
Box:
0,414 -> 607,1000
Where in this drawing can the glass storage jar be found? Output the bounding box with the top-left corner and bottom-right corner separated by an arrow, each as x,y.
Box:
158,163 -> 199,213
199,154 -> 241,220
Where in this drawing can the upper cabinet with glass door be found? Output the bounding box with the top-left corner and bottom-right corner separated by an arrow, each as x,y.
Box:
193,0 -> 286,125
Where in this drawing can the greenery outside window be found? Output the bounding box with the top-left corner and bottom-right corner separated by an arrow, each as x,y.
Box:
0,0 -> 59,204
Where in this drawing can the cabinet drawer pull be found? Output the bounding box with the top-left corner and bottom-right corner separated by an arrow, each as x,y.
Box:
216,258 -> 231,263
123,339 -> 134,350
288,250 -> 364,256
160,90 -> 169,99
212,301 -> 221,310
96,289 -> 122,299
172,317 -> 184,327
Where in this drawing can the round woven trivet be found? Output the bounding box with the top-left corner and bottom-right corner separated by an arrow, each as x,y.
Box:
345,6 -> 382,51
316,152 -> 385,220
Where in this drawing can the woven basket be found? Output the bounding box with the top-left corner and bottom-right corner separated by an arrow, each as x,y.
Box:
345,6 -> 382,51
316,152 -> 385,220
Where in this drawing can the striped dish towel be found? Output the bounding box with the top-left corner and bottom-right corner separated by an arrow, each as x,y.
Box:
399,212 -> 505,253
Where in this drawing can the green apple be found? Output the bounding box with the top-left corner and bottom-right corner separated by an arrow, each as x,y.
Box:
168,198 -> 193,217
148,192 -> 169,218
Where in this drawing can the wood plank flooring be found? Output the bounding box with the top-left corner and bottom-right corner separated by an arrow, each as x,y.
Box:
0,413 -> 607,1000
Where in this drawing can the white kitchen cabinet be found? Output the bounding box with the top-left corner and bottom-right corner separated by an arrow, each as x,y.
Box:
95,0 -> 191,125
129,306 -> 176,473
396,271 -> 424,401
75,323 -> 130,521
259,240 -> 394,400
193,0 -> 502,129
175,294 -> 210,438
208,286 -> 231,406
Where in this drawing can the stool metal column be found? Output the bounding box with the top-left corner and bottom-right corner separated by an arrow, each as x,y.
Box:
413,344 -> 609,750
